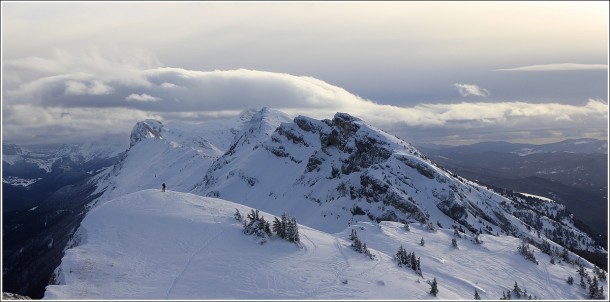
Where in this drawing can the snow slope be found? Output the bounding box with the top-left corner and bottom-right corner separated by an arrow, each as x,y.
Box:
90,110 -> 258,204
44,190 -> 603,300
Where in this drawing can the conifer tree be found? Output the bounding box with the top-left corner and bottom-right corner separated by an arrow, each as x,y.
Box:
287,217 -> 300,242
513,281 -> 521,298
596,284 -> 605,300
395,245 -> 407,266
350,229 -> 358,241
474,288 -> 481,300
578,265 -> 586,277
273,217 -> 285,238
589,276 -> 605,299
420,237 -> 425,246
234,209 -> 243,222
429,277 -> 438,296
349,229 -> 374,260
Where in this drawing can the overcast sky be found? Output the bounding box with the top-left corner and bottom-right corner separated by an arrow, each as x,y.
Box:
2,1 -> 608,146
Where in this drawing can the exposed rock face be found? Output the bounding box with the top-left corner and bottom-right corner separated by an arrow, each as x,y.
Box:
195,110 -> 603,261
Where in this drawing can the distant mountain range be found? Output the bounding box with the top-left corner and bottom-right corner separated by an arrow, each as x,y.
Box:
415,139 -> 608,242
418,138 -> 607,155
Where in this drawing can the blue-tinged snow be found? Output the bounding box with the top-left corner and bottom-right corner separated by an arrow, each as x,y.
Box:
44,189 -> 602,300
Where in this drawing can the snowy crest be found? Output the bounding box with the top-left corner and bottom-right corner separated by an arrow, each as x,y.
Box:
129,119 -> 164,147
226,107 -> 292,155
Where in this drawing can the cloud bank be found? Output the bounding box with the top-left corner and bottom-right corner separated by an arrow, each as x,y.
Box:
2,52 -> 608,145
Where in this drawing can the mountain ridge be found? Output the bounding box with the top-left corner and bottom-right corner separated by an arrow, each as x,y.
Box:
5,107 -> 606,299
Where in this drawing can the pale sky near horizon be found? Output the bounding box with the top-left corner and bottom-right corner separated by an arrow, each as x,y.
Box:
2,1 -> 608,146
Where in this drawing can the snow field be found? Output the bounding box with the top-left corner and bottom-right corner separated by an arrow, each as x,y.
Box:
44,190 -> 600,300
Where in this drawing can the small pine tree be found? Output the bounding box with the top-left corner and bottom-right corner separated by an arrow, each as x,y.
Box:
567,276 -> 574,285
395,245 -> 407,267
429,277 -> 438,296
517,240 -> 538,264
474,288 -> 481,300
596,284 -> 605,300
513,281 -> 521,298
589,276 -> 598,299
234,209 -> 243,222
349,229 -> 358,241
273,217 -> 285,238
362,242 -> 374,260
243,209 -> 272,243
451,238 -> 458,248
287,217 -> 300,242
561,247 -> 570,262
589,276 -> 605,299
580,275 -> 587,289
420,237 -> 425,246
404,223 -> 410,231
406,252 -> 414,270
578,265 -> 586,277
350,229 -> 374,260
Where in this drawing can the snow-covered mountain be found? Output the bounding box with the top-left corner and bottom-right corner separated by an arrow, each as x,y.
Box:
44,189 -> 606,300
44,107 -> 607,299
89,109 -> 259,204
191,109 -> 602,253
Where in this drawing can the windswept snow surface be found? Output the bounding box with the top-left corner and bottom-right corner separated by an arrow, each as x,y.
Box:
44,190 -> 601,300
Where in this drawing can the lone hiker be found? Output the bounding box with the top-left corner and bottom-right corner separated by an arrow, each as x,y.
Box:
162,183 -> 166,192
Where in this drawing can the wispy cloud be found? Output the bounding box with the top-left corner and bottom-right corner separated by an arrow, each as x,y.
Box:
496,63 -> 607,71
125,93 -> 161,102
453,83 -> 490,97
65,80 -> 114,95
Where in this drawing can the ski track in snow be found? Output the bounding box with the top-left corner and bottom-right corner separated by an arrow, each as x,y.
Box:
164,226 -> 225,299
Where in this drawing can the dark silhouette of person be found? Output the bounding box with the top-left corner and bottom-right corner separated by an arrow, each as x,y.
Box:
162,183 -> 166,192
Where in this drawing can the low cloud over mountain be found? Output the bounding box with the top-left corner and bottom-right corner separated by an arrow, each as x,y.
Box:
3,51 -> 608,145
